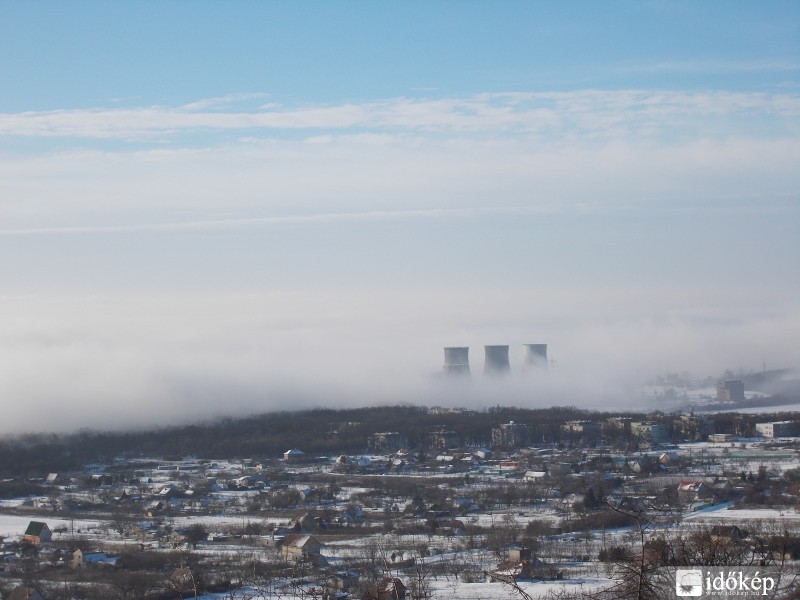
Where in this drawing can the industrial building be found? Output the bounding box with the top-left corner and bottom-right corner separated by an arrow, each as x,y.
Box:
717,379 -> 745,402
442,343 -> 549,376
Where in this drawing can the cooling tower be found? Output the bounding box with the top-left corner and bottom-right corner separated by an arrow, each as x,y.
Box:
523,344 -> 548,370
443,347 -> 470,375
484,345 -> 510,375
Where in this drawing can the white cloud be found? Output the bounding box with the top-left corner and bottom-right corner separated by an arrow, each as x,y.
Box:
0,206 -> 551,237
616,58 -> 800,75
2,90 -> 795,232
1,133 -> 797,231
0,91 -> 796,140
0,90 -> 796,433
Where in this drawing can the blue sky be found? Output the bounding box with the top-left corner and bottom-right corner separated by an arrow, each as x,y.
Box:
2,1 -> 798,110
0,1 -> 798,432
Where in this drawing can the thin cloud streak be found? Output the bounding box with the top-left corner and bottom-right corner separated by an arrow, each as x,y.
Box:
614,58 -> 800,75
0,206 -> 555,237
0,91 -> 797,140
1,134 -> 797,233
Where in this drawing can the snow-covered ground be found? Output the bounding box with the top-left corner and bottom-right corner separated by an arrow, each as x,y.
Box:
713,403 -> 800,414
0,514 -> 103,538
685,505 -> 800,522
190,576 -> 614,600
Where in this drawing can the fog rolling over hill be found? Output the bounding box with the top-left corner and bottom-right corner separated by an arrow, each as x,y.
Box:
0,285 -> 796,434
1,3 -> 798,435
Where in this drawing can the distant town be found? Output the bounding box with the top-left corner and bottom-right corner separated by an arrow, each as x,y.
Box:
0,368 -> 799,599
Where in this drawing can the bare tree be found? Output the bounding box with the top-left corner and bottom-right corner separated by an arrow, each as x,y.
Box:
594,499 -> 674,600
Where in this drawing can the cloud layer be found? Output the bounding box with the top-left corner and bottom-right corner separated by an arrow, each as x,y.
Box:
0,90 -> 797,433
0,286 -> 797,434
1,91 -> 798,140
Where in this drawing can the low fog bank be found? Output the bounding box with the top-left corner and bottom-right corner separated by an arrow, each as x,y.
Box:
0,287 -> 797,435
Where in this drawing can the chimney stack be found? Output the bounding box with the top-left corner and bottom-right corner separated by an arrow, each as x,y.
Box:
522,344 -> 548,370
443,347 -> 470,375
484,345 -> 510,375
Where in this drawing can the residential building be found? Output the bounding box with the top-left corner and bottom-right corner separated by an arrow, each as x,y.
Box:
491,421 -> 532,448
674,413 -> 712,440
631,421 -> 669,443
561,420 -> 601,445
755,421 -> 800,438
368,432 -> 408,452
427,428 -> 460,450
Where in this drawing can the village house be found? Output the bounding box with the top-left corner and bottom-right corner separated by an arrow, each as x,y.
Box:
170,566 -> 198,592
659,451 -> 680,466
506,544 -> 534,563
145,500 -> 167,516
712,480 -> 734,501
337,504 -> 365,525
474,448 -> 493,460
291,511 -> 318,532
7,587 -> 46,600
69,549 -> 117,569
327,570 -> 360,594
642,538 -> 672,566
626,459 -> 646,474
608,495 -> 648,515
283,448 -> 305,463
453,496 -> 480,513
89,473 -> 114,486
677,480 -> 708,503
385,550 -> 416,569
69,549 -> 83,569
280,533 -> 322,562
362,577 -> 407,600
22,522 -> 51,545
490,558 -> 543,584
561,493 -> 586,511
548,462 -> 572,477
0,549 -> 17,566
524,470 -> 547,482
709,525 -> 744,543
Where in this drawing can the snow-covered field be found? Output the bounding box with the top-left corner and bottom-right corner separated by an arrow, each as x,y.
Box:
189,576 -> 614,600
0,514 -> 103,538
685,505 -> 800,522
